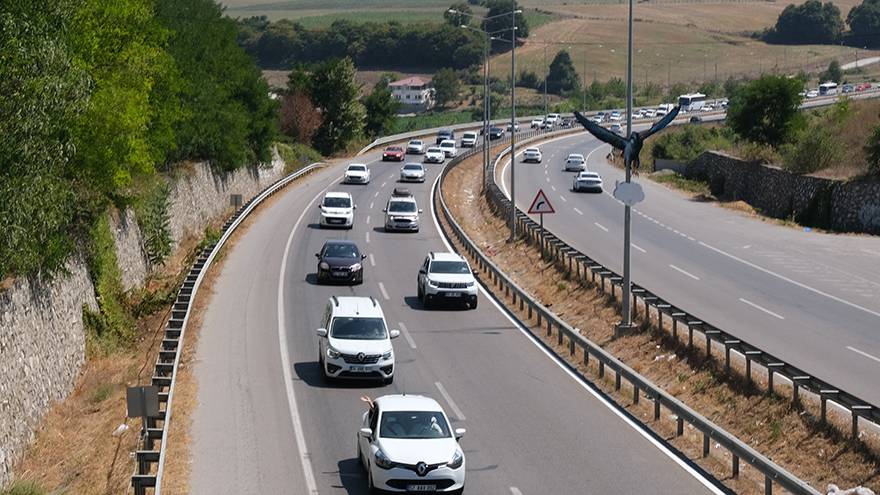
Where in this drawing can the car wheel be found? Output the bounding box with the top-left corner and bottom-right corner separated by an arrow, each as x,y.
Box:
470,299 -> 478,310
383,375 -> 394,385
417,284 -> 424,302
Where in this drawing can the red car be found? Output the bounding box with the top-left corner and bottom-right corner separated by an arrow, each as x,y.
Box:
382,146 -> 405,161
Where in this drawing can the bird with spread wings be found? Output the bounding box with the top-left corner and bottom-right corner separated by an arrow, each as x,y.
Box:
573,106 -> 681,175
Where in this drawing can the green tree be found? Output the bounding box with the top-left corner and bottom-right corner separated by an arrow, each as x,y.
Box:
0,0 -> 89,278
310,58 -> 366,154
363,79 -> 401,138
444,2 -> 473,28
546,50 -> 580,95
847,0 -> 880,46
865,125 -> 880,176
433,68 -> 461,108
483,0 -> 529,49
726,75 -> 804,147
819,59 -> 843,83
767,0 -> 843,44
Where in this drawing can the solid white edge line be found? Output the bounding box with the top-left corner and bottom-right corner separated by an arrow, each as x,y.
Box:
428,173 -> 724,495
699,241 -> 880,320
669,264 -> 700,281
846,345 -> 880,364
369,253 -> 376,267
435,381 -> 466,421
738,298 -> 785,320
378,281 -> 390,300
278,181 -> 333,495
397,321 -> 418,349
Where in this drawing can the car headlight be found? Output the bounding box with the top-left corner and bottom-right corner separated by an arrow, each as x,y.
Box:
319,262 -> 330,270
326,347 -> 340,359
465,281 -> 474,287
350,263 -> 362,271
427,278 -> 438,287
374,449 -> 396,470
447,450 -> 463,470
382,350 -> 392,360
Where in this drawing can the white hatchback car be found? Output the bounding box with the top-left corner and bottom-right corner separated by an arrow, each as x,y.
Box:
316,296 -> 399,383
424,146 -> 445,164
319,192 -> 355,229
439,139 -> 457,157
572,171 -> 604,193
358,395 -> 466,494
407,140 -> 426,154
400,163 -> 426,183
417,252 -> 478,309
344,163 -> 371,184
522,147 -> 542,163
564,153 -> 586,172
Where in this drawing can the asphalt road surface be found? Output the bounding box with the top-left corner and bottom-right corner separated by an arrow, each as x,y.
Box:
186,144 -> 722,494
500,129 -> 880,404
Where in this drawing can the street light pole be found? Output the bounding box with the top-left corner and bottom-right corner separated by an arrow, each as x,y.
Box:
544,45 -> 548,116
620,0 -> 635,332
483,37 -> 489,190
508,6 -> 517,243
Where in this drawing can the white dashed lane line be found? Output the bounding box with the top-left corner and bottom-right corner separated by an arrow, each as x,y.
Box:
631,243 -> 646,253
378,282 -> 390,300
559,195 -> 567,202
370,201 -> 374,209
369,253 -> 376,267
381,181 -> 387,188
366,231 -> 371,243
374,191 -> 379,198
551,185 -> 556,192
594,222 -> 609,232
510,488 -> 524,495
435,382 -> 466,421
669,264 -> 700,281
573,208 -> 584,216
738,298 -> 785,320
366,215 -> 370,224
847,346 -> 880,364
397,321 -> 418,349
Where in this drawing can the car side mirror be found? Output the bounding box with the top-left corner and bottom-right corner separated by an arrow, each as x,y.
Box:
382,208 -> 387,212
418,209 -> 423,214
418,269 -> 426,275
315,253 -> 320,258
354,205 -> 358,209
389,329 -> 400,339
359,427 -> 373,438
316,328 -> 328,337
362,254 -> 367,259
454,428 -> 466,440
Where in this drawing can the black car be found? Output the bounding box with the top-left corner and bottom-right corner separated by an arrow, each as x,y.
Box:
488,127 -> 504,140
436,129 -> 454,144
315,240 -> 366,284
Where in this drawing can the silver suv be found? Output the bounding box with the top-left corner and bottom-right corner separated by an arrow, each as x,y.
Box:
384,194 -> 422,232
416,252 -> 478,309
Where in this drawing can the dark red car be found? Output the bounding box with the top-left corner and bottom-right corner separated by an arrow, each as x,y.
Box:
382,146 -> 405,161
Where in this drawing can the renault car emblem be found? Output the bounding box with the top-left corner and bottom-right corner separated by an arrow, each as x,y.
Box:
416,462 -> 428,476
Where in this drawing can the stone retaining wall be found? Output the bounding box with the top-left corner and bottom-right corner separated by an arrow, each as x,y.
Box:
686,151 -> 880,234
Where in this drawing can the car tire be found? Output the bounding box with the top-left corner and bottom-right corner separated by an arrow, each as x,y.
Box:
470,299 -> 478,310
383,375 -> 394,385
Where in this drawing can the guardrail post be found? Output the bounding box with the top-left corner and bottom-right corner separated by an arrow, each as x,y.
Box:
615,372 -> 621,391
744,351 -> 761,385
633,384 -> 639,405
537,311 -> 542,326
599,361 -> 605,378
724,340 -> 740,373
653,393 -> 661,420
676,417 -> 684,436
528,302 -> 533,319
766,363 -> 783,394
584,348 -> 590,367
820,390 -> 839,424
765,475 -> 772,495
851,406 -> 871,441
704,330 -> 719,359
703,431 -> 710,457
732,455 -> 740,478
547,319 -> 552,337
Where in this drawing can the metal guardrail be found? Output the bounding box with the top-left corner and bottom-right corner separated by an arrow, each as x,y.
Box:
485,126 -> 880,438
130,161 -> 324,495
434,138 -> 821,495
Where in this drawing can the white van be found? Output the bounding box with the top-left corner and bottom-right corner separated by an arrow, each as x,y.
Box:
461,131 -> 478,148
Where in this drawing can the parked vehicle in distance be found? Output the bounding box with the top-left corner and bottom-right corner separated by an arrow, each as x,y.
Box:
545,113 -> 561,125
384,194 -> 422,232
595,111 -> 606,122
655,107 -> 668,117
507,122 -> 520,133
460,131 -> 478,147
843,84 -> 854,94
436,129 -> 454,145
344,163 -> 371,184
806,89 -> 819,98
399,163 -> 426,183
316,296 -> 398,383
407,139 -> 426,154
439,139 -> 457,157
315,240 -> 366,285
424,146 -> 445,163
522,147 -> 542,163
609,111 -> 622,122
658,103 -> 675,115
572,171 -> 604,193
382,146 -> 405,162
700,104 -> 714,112
320,192 -> 356,229
589,115 -> 603,124
678,92 -> 707,112
530,118 -> 544,128
358,395 -> 466,494
417,252 -> 478,309
560,117 -> 575,128
564,153 -> 586,172
644,108 -> 656,118
488,127 -> 504,140
819,81 -> 838,96
610,123 -> 622,135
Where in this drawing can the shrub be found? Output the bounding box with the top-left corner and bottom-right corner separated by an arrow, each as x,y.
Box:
781,124 -> 842,174
84,215 -> 135,354
650,125 -> 734,163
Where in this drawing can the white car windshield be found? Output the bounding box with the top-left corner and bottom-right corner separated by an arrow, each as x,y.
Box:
388,201 -> 417,213
324,197 -> 351,208
428,148 -> 442,153
380,411 -> 451,439
430,261 -> 469,274
348,165 -> 366,172
441,142 -> 453,148
403,164 -> 422,171
330,317 -> 387,340
410,140 -> 422,145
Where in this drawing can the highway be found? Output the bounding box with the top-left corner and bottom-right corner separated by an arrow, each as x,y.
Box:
499,130 -> 880,404
185,144 -> 723,494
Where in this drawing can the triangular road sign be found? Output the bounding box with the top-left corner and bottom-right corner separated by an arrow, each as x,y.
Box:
528,189 -> 555,215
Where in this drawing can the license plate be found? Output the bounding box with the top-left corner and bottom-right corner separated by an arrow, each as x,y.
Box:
406,485 -> 436,492
349,366 -> 369,372
444,292 -> 462,298
332,271 -> 347,277
329,219 -> 342,224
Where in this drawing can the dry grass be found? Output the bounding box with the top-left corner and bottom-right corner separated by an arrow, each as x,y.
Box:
440,145 -> 880,493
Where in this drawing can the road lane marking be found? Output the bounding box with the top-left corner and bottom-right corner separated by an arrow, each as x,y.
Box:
546,177 -> 550,182
428,172 -> 725,495
550,185 -> 556,191
559,195 -> 567,202
369,253 -> 376,267
435,382 -> 466,421
847,346 -> 880,364
631,243 -> 646,253
366,231 -> 370,243
669,264 -> 700,281
378,282 -> 390,300
699,241 -> 880,320
738,298 -> 785,320
742,245 -> 751,249
687,236 -> 696,241
370,201 -> 374,209
862,248 -> 880,256
594,222 -> 609,232
277,183 -> 329,495
366,215 -> 370,224
398,322 -> 417,349
381,181 -> 387,188
573,208 -> 584,215
510,488 -> 524,495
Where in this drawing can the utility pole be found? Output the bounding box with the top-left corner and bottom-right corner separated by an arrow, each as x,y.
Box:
544,44 -> 548,116
483,37 -> 489,190
508,6 -> 517,243
584,49 -> 588,111
620,0 -> 635,334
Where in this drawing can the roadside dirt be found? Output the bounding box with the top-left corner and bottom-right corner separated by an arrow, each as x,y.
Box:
440,145 -> 880,493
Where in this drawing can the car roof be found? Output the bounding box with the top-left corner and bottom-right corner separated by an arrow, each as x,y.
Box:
347,163 -> 367,168
329,296 -> 384,318
323,239 -> 359,248
409,139 -> 423,143
375,394 -> 444,413
325,191 -> 352,199
385,146 -> 402,151
525,147 -> 540,152
429,252 -> 465,262
427,146 -> 442,151
567,153 -> 584,158
403,163 -> 423,168
440,139 -> 455,145
579,171 -> 600,177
